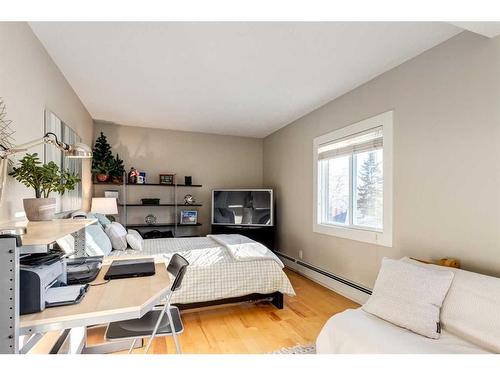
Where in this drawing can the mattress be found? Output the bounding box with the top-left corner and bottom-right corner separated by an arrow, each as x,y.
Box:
110,237 -> 295,305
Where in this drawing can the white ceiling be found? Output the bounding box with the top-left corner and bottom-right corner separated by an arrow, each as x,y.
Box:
30,22 -> 464,138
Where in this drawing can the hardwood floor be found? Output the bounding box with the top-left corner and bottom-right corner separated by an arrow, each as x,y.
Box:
86,269 -> 359,354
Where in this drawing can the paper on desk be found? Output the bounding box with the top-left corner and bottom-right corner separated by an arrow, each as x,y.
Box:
45,285 -> 84,304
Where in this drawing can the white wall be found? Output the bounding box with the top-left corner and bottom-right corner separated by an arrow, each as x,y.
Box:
263,31 -> 500,288
0,22 -> 93,222
93,121 -> 263,235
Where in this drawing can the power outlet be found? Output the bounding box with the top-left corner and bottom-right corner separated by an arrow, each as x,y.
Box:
298,250 -> 303,260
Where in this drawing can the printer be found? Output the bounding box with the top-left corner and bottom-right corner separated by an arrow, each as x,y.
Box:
20,253 -> 88,315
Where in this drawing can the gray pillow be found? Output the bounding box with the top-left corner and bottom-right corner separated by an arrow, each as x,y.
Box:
362,258 -> 454,339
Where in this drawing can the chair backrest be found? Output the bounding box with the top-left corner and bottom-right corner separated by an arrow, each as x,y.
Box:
167,253 -> 189,292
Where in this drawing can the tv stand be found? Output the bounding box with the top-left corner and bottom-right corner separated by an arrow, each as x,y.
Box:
211,225 -> 275,251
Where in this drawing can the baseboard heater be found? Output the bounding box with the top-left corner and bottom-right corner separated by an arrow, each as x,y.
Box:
275,251 -> 372,295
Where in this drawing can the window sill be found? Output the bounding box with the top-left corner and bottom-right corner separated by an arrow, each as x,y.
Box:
313,222 -> 392,247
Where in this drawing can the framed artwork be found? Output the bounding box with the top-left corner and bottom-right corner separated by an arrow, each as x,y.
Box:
180,210 -> 198,225
159,173 -> 175,185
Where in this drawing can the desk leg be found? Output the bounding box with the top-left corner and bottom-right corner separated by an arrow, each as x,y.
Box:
81,326 -> 143,354
72,228 -> 86,258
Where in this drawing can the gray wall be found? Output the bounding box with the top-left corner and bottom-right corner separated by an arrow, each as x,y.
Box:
0,22 -> 93,222
263,31 -> 500,288
93,121 -> 263,235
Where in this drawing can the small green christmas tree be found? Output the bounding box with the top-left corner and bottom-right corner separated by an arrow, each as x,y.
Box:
91,132 -> 114,177
110,153 -> 125,182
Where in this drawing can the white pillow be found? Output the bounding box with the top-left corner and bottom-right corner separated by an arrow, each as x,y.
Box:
126,229 -> 144,251
362,258 -> 454,339
104,222 -> 128,251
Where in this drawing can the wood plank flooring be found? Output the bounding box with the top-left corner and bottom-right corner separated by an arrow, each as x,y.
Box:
86,269 -> 359,354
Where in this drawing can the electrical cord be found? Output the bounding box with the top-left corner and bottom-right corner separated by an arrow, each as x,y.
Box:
88,279 -> 111,287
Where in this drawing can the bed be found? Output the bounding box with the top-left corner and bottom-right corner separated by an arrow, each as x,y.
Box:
109,234 -> 295,309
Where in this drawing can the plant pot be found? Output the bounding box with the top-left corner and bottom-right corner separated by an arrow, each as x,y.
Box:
96,173 -> 109,182
111,176 -> 123,184
23,198 -> 56,221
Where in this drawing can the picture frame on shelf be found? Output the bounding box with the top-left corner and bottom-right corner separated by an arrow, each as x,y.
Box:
180,210 -> 198,225
104,190 -> 120,203
159,173 -> 175,185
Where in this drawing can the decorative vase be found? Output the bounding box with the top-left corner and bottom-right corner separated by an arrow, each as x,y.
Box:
96,173 -> 109,182
23,198 -> 56,221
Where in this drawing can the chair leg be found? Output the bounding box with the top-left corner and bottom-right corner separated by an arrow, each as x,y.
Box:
167,307 -> 182,354
144,304 -> 169,354
128,339 -> 137,354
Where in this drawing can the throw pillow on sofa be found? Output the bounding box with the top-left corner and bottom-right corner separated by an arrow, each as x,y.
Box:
362,258 -> 454,339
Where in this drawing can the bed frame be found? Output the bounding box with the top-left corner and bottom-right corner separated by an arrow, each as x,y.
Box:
174,291 -> 284,310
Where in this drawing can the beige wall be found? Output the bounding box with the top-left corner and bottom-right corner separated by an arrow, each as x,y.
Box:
263,31 -> 500,288
0,22 -> 93,222
93,121 -> 263,235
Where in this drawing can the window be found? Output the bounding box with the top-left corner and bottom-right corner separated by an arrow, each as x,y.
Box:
313,111 -> 393,246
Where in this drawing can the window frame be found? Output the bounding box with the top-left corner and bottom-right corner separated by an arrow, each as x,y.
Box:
313,111 -> 393,247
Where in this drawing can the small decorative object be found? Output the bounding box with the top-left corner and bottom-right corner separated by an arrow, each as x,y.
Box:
159,173 -> 175,185
141,198 -> 160,205
104,190 -> 120,202
9,153 -> 80,221
145,213 -> 157,225
128,167 -> 139,184
140,171 -> 146,183
92,132 -> 114,182
183,194 -> 196,205
184,176 -> 192,185
137,174 -> 144,184
180,210 -> 197,225
438,258 -> 461,269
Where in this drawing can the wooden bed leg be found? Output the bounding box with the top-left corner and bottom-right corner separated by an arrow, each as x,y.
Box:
271,292 -> 284,309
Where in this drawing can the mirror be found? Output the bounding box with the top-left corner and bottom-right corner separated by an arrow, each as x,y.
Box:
44,110 -> 83,213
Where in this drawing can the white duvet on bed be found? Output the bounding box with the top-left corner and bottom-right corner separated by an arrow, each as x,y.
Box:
110,236 -> 295,305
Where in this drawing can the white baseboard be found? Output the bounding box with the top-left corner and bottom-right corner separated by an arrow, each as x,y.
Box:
280,256 -> 370,305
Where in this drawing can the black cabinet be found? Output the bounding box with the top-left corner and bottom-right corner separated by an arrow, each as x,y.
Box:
211,225 -> 275,251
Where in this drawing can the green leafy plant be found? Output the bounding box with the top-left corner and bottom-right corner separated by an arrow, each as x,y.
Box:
9,153 -> 80,198
91,131 -> 114,175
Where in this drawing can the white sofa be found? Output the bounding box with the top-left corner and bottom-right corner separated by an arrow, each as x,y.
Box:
316,258 -> 500,354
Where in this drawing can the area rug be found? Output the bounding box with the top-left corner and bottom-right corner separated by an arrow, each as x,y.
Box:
270,343 -> 316,354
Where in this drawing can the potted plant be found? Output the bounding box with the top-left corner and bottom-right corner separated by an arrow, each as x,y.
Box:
9,153 -> 80,221
110,153 -> 125,184
91,132 -> 114,182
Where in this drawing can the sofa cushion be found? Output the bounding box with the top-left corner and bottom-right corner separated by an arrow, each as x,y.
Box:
316,308 -> 490,354
402,257 -> 500,353
362,258 -> 454,339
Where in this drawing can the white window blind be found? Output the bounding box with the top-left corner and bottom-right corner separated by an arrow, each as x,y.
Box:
318,126 -> 383,160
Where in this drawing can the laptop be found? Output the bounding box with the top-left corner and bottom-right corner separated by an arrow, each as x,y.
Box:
104,258 -> 156,280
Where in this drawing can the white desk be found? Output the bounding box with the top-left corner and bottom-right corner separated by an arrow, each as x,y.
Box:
0,219 -> 171,354
20,258 -> 171,353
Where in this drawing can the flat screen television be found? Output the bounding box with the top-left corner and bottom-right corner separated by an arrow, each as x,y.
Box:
212,189 -> 273,226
